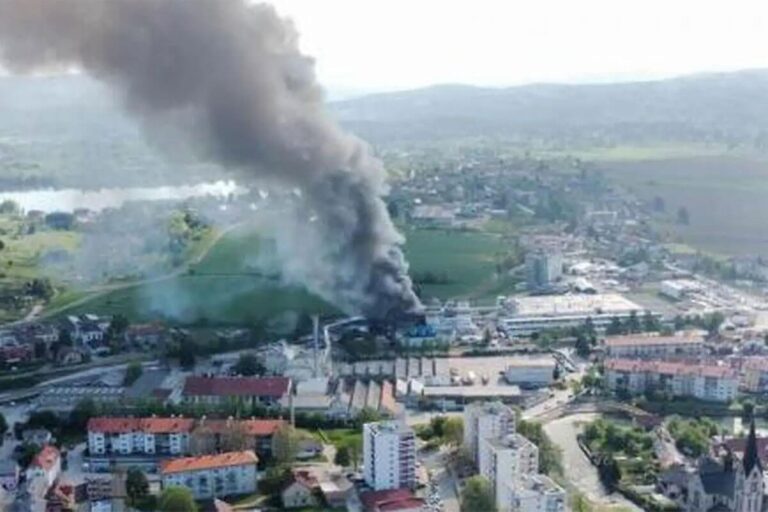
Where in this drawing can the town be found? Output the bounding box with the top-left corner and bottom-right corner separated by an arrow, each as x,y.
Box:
4,2 -> 768,512
0,146 -> 766,512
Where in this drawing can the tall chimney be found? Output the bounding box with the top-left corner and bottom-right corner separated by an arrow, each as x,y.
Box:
312,315 -> 320,378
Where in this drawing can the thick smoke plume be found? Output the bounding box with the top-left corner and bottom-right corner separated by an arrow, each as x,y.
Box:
0,0 -> 421,319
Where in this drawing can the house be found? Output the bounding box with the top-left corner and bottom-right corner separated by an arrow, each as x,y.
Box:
85,476 -> 127,512
319,478 -> 353,509
0,459 -> 19,491
160,451 -> 259,500
182,376 -> 291,408
281,470 -> 319,509
26,445 -> 61,491
360,489 -> 425,512
124,323 -> 168,349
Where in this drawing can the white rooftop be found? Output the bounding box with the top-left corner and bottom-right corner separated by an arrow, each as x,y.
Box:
506,293 -> 642,317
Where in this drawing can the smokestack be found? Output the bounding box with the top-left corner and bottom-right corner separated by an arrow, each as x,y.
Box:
312,314 -> 319,378
0,0 -> 421,320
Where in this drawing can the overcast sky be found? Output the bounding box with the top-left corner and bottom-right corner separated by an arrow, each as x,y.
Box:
269,0 -> 768,93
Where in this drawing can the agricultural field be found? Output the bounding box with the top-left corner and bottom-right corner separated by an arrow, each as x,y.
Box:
60,224 -> 516,324
602,155 -> 768,258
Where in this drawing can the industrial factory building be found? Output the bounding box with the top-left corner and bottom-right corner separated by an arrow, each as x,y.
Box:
498,293 -> 656,336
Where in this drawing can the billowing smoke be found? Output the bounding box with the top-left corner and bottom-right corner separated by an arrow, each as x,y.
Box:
0,0 -> 421,319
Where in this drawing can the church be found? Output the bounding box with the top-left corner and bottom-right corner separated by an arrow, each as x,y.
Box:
659,420 -> 765,512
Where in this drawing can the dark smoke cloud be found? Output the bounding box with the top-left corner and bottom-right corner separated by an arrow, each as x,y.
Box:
0,0 -> 420,319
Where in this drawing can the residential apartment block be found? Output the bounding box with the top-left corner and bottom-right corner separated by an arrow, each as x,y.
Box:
87,416 -> 285,460
605,359 -> 738,402
509,474 -> 566,512
463,401 -> 517,465
741,358 -> 768,393
479,434 -> 539,509
603,333 -> 704,358
160,450 -> 258,500
362,421 -> 416,491
88,417 -> 194,456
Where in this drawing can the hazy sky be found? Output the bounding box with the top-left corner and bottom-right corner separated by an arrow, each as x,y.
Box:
270,0 -> 768,92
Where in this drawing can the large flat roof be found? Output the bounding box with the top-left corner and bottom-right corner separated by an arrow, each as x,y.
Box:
507,293 -> 643,317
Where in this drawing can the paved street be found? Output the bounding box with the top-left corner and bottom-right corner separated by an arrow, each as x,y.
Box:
423,447 -> 459,512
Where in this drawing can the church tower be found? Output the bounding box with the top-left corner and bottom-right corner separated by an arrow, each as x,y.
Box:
741,418 -> 764,512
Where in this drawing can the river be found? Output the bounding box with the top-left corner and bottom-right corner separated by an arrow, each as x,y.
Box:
543,413 -> 642,511
0,180 -> 245,213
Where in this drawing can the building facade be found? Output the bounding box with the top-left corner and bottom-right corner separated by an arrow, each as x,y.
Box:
362,421 -> 416,491
160,451 -> 258,500
508,474 -> 566,512
463,401 -> 517,465
479,434 -> 539,509
605,358 -> 738,402
603,333 -> 704,359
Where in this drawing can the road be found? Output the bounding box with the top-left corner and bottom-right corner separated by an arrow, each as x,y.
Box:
544,413 -> 642,511
423,447 -> 460,512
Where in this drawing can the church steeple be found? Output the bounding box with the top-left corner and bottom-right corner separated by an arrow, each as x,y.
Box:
744,418 -> 763,476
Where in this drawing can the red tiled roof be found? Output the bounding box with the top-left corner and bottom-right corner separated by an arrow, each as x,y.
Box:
378,498 -> 426,512
723,437 -> 768,465
360,489 -> 415,512
605,358 -> 738,379
183,376 -> 290,398
31,445 -> 60,472
87,417 -> 194,434
200,418 -> 285,436
160,451 -> 258,475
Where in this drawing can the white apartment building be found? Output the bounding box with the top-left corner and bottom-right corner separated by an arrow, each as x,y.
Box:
160,451 -> 258,500
508,474 -> 566,512
362,421 -> 416,491
87,417 -> 194,456
463,401 -> 517,465
603,333 -> 704,358
479,434 -> 539,510
605,359 -> 739,402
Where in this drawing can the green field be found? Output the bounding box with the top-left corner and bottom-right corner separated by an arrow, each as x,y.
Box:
603,155 -> 768,258
403,227 -> 515,300
60,224 -> 516,324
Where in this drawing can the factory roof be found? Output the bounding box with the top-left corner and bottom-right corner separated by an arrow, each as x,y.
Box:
160,451 -> 258,474
182,376 -> 290,398
506,293 -> 642,317
422,385 -> 521,398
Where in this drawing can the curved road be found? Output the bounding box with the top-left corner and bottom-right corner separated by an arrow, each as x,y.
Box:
544,413 -> 642,511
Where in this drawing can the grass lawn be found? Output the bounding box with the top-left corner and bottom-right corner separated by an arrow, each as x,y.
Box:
319,428 -> 362,451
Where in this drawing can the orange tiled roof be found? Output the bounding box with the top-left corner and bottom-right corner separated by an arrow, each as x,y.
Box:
31,445 -> 60,471
87,417 -> 194,434
605,358 -> 738,379
199,418 -> 285,436
160,450 -> 258,475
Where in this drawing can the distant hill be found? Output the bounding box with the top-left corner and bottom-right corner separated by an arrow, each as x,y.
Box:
331,69 -> 768,147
